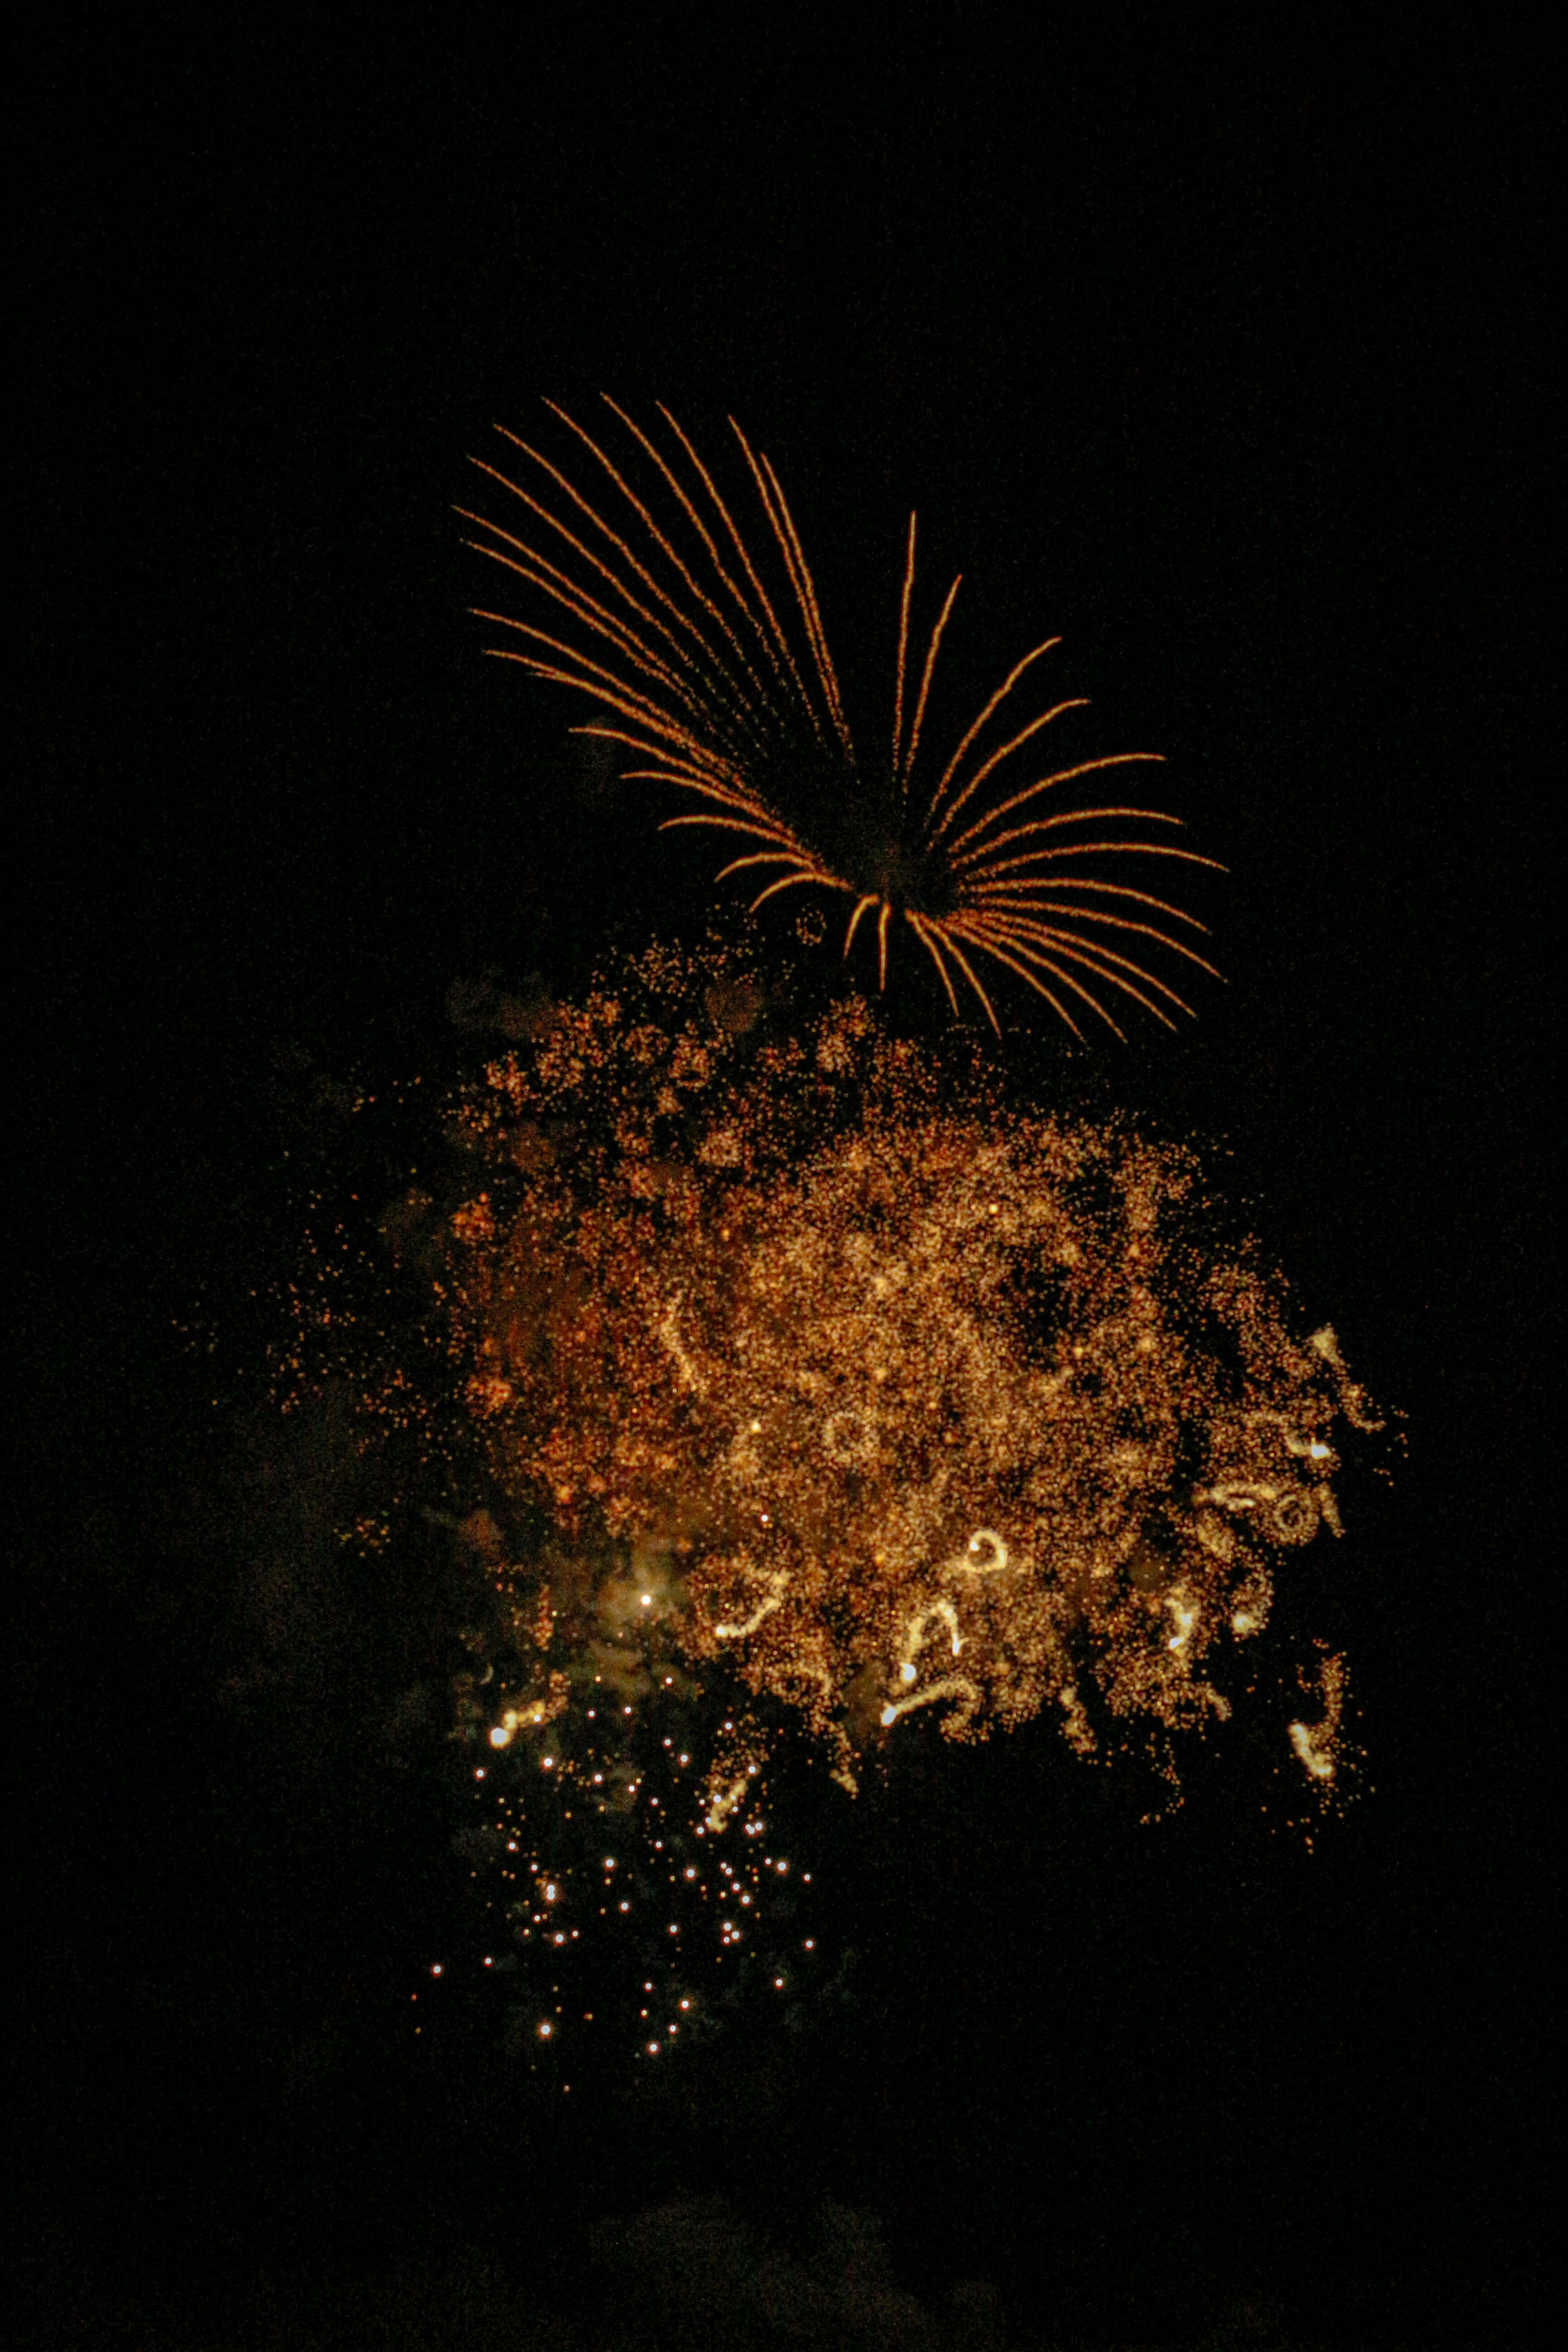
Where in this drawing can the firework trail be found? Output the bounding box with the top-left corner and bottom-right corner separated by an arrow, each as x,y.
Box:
462,402 -> 1223,1035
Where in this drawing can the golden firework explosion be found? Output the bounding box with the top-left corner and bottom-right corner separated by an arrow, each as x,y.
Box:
461,402 -> 1223,1036
434,941 -> 1376,1809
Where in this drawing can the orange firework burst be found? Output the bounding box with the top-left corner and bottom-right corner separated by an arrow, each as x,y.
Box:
431,941 -> 1379,1807
461,402 -> 1223,1036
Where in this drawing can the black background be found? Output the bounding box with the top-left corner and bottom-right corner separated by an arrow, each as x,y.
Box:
13,12 -> 1552,2346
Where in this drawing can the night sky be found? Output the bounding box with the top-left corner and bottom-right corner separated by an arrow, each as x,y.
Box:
15,16 -> 1551,2348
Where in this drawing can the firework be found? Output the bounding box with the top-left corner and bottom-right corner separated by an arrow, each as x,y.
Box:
461,402 -> 1222,1035
282,940 -> 1385,2069
433,939 -> 1377,1811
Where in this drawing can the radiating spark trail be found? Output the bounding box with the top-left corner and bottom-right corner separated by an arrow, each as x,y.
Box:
465,401 -> 1224,1034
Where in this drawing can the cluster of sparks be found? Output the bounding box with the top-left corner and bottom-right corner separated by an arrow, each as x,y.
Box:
426,941 -> 1377,1851
463,399 -> 1222,1035
433,1577 -> 833,2077
273,936 -> 1387,2069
